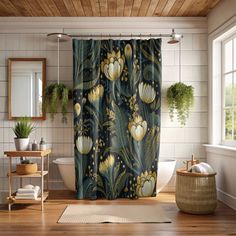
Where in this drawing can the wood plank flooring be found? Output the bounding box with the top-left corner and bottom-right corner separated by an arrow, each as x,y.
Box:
0,191 -> 235,236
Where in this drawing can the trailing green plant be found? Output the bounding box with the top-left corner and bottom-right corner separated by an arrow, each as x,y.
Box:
43,83 -> 72,123
12,117 -> 35,138
166,82 -> 194,126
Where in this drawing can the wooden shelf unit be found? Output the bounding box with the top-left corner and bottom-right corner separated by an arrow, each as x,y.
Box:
4,150 -> 51,157
10,191 -> 49,204
8,171 -> 48,178
4,150 -> 51,211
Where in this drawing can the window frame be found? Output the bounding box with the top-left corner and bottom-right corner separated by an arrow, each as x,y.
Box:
222,33 -> 236,146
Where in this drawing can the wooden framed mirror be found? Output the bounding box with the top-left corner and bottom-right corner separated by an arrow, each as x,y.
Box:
8,58 -> 46,120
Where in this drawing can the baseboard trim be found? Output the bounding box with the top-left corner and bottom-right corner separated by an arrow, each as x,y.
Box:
161,186 -> 175,192
217,188 -> 236,210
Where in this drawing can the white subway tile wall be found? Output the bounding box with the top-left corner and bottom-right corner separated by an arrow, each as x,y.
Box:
0,32 -> 208,200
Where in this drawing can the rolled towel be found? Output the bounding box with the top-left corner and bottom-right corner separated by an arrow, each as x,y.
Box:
199,162 -> 215,174
188,162 -> 215,174
188,164 -> 205,173
23,184 -> 34,189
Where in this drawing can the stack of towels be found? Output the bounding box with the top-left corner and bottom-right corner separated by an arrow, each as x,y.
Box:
15,184 -> 41,200
188,162 -> 215,174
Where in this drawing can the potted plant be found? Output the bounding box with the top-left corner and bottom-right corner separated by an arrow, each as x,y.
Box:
12,118 -> 37,175
43,83 -> 72,123
12,117 -> 35,151
166,82 -> 194,126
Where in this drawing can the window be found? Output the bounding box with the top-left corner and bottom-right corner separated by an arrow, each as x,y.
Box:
222,34 -> 236,144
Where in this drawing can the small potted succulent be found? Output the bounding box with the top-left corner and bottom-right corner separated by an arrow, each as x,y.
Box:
12,117 -> 35,151
12,117 -> 37,175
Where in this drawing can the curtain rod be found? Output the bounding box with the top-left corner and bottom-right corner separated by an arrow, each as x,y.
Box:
69,33 -> 178,38
47,29 -> 183,41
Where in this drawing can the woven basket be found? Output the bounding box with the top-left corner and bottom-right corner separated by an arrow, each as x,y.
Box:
16,163 -> 38,175
176,169 -> 217,214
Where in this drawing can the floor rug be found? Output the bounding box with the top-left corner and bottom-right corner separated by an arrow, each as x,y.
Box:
58,204 -> 171,224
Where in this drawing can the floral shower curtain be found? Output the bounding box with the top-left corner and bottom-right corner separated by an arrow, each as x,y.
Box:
73,38 -> 161,200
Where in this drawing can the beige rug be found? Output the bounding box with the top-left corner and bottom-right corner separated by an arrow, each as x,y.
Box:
58,204 -> 171,224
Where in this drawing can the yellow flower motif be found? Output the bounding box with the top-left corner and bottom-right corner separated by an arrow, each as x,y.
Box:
136,171 -> 156,197
76,136 -> 93,154
128,115 -> 147,141
138,82 -> 156,104
99,154 -> 115,174
124,44 -> 132,58
74,103 -> 81,116
106,108 -> 115,121
101,50 -> 125,81
88,84 -> 104,103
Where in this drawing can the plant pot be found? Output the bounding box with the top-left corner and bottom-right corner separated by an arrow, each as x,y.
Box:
14,138 -> 29,151
16,163 -> 38,175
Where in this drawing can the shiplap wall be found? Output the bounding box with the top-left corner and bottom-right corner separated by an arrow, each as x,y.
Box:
0,17 -> 208,202
207,0 -> 236,210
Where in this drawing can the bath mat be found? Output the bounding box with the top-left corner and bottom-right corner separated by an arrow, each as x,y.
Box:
58,204 -> 171,224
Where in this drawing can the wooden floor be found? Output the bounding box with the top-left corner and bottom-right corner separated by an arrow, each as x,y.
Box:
0,191 -> 236,236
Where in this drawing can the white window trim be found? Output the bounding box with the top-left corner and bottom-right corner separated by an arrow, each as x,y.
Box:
208,16 -> 236,150
204,144 -> 236,158
221,33 -> 236,146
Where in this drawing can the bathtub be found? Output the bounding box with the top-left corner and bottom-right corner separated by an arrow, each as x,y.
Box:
53,158 -> 176,194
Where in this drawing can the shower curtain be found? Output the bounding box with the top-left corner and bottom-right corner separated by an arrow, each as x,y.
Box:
73,38 -> 161,199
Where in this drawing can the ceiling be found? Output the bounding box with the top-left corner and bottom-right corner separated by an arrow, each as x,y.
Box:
0,0 -> 221,17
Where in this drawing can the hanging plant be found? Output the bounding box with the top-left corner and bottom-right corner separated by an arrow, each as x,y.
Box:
45,33 -> 72,123
43,83 -> 72,123
166,82 -> 194,126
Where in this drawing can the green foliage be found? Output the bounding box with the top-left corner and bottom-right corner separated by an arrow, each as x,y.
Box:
167,82 -> 194,126
100,161 -> 128,199
224,83 -> 236,140
12,117 -> 35,138
224,109 -> 236,140
43,83 -> 72,123
225,109 -> 232,140
21,159 -> 32,164
143,127 -> 160,170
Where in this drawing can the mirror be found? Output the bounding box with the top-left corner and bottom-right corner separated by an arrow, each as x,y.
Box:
8,58 -> 46,120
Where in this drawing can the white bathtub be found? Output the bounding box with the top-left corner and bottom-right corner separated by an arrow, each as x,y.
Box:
53,158 -> 176,194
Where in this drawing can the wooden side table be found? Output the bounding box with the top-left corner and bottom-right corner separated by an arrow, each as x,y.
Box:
4,150 -> 51,211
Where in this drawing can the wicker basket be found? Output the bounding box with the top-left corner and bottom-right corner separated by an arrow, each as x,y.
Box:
176,169 -> 217,214
16,163 -> 38,175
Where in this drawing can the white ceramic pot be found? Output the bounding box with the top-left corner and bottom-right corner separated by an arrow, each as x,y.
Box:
14,138 -> 30,151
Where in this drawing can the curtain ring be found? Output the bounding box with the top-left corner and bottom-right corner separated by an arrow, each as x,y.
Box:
131,33 -> 133,40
